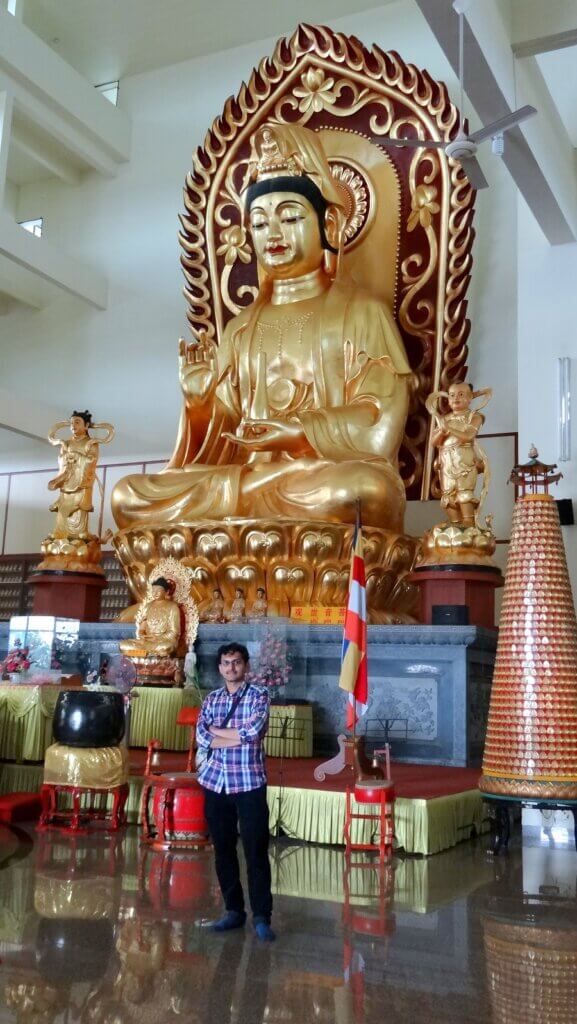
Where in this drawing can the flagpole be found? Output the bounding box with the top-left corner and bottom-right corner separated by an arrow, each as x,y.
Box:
352,497 -> 361,747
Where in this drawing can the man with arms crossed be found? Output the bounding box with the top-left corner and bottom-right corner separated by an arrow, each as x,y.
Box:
196,642 -> 274,941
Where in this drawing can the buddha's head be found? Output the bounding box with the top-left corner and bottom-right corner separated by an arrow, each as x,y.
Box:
244,124 -> 345,282
150,577 -> 173,601
448,381 -> 474,414
70,409 -> 92,438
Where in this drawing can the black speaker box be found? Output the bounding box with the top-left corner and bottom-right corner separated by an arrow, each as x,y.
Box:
432,604 -> 469,626
556,498 -> 574,526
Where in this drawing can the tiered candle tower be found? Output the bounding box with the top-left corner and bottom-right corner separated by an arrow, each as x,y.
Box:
480,449 -> 577,800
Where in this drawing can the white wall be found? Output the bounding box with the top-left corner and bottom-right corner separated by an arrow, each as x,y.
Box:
517,195 -> 577,592
0,0 -> 519,555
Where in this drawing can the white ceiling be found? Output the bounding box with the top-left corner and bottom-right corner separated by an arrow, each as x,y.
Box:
23,0 -> 396,83
537,45 -> 577,147
0,428 -> 51,471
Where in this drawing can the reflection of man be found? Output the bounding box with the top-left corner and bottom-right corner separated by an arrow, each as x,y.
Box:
196,642 -> 274,940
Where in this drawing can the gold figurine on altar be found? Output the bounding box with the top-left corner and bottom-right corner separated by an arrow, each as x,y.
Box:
120,558 -> 199,686
39,410 -> 114,574
201,587 -> 226,623
421,382 -> 496,564
250,587 -> 268,619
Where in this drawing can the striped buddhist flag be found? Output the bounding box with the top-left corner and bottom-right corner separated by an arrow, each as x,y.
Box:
338,511 -> 368,730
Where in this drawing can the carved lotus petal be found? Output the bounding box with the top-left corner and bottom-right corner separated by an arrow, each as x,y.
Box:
195,530 -> 236,563
217,560 -> 264,597
158,531 -> 188,560
362,532 -> 385,564
366,568 -> 396,609
270,559 -> 313,603
133,534 -> 155,561
313,564 -> 349,605
296,528 -> 343,562
242,528 -> 286,562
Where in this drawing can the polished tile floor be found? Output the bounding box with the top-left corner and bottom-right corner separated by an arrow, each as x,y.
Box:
0,824 -> 575,1023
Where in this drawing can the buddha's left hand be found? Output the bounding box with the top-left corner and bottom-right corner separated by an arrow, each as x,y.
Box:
224,418 -> 305,452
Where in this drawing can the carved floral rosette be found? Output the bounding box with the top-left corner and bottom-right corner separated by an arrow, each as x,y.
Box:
113,520 -> 420,624
179,23 -> 475,499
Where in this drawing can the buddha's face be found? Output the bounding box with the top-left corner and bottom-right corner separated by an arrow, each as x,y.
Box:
448,384 -> 473,413
151,584 -> 169,600
249,191 -> 325,278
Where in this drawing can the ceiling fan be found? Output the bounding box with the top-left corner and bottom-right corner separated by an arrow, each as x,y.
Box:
378,0 -> 537,189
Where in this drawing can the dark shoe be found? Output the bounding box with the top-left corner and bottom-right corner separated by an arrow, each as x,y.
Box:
254,921 -> 276,942
210,911 -> 246,932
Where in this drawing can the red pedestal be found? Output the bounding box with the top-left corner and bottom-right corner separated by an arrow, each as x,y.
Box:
409,564 -> 503,630
28,571 -> 106,621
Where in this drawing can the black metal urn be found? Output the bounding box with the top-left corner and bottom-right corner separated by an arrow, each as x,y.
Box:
53,690 -> 125,748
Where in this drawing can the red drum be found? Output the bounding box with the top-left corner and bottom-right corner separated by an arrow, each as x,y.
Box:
146,773 -> 210,850
147,850 -> 209,913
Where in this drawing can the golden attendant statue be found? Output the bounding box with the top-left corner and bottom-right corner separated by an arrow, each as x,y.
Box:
40,410 -> 114,574
421,382 -> 496,564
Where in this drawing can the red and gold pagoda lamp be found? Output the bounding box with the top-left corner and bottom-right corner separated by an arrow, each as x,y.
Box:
480,447 -> 577,811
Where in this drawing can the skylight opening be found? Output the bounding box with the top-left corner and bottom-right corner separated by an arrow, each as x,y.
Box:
96,82 -> 119,106
19,218 -> 43,238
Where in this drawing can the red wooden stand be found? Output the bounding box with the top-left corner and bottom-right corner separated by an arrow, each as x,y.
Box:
38,782 -> 128,834
28,571 -> 106,621
409,564 -> 503,629
344,779 -> 396,863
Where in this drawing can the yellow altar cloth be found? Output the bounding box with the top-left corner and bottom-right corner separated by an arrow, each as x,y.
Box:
265,704 -> 313,758
0,684 -> 61,762
43,743 -> 128,788
0,684 -> 204,760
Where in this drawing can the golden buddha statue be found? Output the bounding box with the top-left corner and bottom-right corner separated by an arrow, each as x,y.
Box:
40,410 -> 114,573
119,577 -> 182,659
420,382 -> 496,564
113,123 -> 411,532
227,586 -> 246,622
201,587 -> 225,623
249,587 -> 268,619
119,558 -> 199,684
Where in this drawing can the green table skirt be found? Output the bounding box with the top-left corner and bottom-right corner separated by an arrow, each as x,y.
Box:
0,685 -> 312,761
0,685 -> 203,761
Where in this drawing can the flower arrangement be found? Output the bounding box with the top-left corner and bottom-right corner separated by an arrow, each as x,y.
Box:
1,639 -> 32,679
247,627 -> 292,691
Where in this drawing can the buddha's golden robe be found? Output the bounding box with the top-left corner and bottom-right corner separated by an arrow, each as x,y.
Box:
112,280 -> 412,532
119,598 -> 181,658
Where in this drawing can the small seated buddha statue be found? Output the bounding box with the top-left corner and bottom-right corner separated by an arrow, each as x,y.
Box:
227,587 -> 246,622
119,578 -> 182,659
249,587 -> 268,619
201,587 -> 226,623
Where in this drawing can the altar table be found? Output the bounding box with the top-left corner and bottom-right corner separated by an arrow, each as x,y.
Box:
0,686 -> 313,761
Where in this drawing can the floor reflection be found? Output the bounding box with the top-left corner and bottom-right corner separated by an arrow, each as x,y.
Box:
0,825 -> 575,1023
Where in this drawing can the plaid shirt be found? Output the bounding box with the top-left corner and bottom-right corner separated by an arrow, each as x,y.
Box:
196,682 -> 269,794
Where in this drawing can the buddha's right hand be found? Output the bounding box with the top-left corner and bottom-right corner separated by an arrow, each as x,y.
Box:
178,332 -> 218,407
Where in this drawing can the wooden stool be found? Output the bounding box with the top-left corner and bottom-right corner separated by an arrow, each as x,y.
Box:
38,783 -> 129,835
175,706 -> 200,772
140,772 -> 210,851
344,779 -> 395,862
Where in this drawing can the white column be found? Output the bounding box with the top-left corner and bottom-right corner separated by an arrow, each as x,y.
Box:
0,90 -> 13,209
